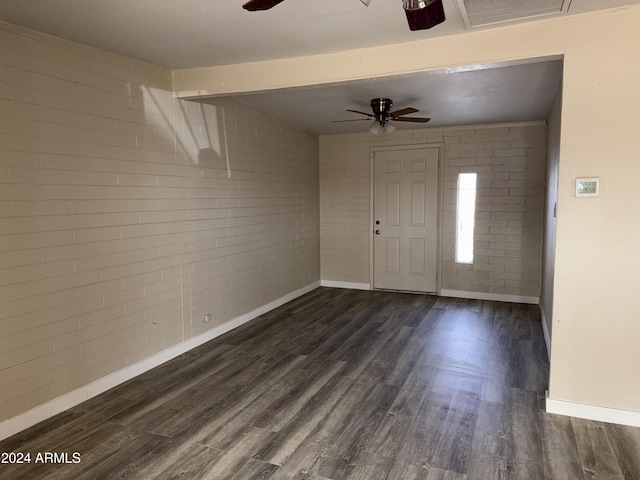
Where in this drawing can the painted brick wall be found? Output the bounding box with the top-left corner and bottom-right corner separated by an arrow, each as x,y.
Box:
0,22 -> 319,422
319,123 -> 546,298
441,125 -> 546,297
319,137 -> 371,285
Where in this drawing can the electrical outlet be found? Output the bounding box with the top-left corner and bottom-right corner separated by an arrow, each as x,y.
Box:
204,313 -> 211,323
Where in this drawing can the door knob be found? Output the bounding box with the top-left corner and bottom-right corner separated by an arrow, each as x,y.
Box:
375,230 -> 380,235
375,220 -> 380,225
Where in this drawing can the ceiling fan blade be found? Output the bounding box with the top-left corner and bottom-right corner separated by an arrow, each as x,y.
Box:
389,107 -> 419,117
346,109 -> 374,117
333,118 -> 372,123
242,0 -> 285,11
393,117 -> 431,123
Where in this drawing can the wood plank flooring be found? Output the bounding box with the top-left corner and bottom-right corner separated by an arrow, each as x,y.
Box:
1,287 -> 639,479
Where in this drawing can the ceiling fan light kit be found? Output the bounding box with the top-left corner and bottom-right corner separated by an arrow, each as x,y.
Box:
369,121 -> 396,135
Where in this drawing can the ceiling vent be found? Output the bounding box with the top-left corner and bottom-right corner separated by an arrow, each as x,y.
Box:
455,0 -> 567,28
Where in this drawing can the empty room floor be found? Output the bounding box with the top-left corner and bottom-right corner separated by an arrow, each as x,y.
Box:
1,287 -> 639,479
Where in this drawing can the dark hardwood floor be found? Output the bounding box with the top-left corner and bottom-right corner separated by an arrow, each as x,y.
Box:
1,287 -> 639,479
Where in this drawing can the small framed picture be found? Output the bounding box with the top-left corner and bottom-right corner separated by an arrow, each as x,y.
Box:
576,177 -> 599,197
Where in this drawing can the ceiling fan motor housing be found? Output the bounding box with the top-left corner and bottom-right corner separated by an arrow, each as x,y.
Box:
371,98 -> 393,123
403,0 -> 445,31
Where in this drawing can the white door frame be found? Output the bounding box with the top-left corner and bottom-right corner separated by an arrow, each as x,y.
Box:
369,143 -> 444,294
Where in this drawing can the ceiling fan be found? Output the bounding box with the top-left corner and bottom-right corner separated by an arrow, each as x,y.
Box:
333,98 -> 431,134
242,0 -> 446,31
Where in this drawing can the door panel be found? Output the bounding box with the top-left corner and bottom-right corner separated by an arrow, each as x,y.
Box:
411,159 -> 427,172
386,237 -> 401,274
410,238 -> 426,276
411,181 -> 426,226
373,148 -> 439,293
386,182 -> 400,225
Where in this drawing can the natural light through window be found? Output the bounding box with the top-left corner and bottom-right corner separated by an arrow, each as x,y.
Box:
456,173 -> 477,264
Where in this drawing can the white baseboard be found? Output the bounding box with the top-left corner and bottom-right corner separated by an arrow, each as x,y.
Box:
0,281 -> 321,442
539,305 -> 552,360
546,393 -> 640,428
321,280 -> 371,291
440,289 -> 539,305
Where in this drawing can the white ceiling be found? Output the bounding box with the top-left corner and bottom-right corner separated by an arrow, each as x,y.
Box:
0,0 -> 635,134
233,59 -> 563,134
0,0 -> 635,69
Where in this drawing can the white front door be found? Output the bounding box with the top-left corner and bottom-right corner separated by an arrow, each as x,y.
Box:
373,147 -> 439,293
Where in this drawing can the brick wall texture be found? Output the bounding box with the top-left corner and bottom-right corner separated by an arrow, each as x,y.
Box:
0,22 -> 319,421
320,124 -> 546,297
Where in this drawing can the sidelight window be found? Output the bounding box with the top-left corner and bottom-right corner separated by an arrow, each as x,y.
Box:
455,173 -> 477,264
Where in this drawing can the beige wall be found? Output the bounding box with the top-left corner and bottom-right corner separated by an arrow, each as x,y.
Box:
0,23 -> 319,422
541,80 -> 562,353
320,123 -> 546,298
175,4 -> 640,416
548,10 -> 640,412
